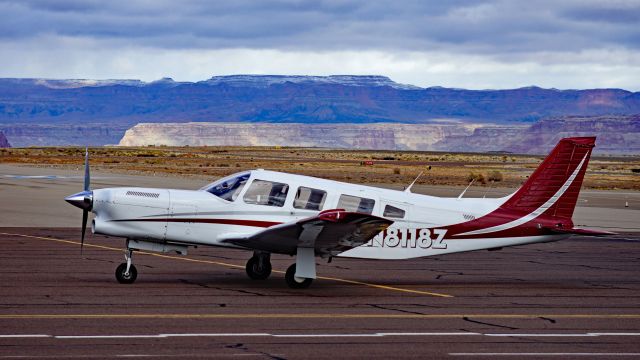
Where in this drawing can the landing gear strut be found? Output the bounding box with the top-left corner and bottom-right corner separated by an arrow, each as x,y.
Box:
284,247 -> 315,289
115,249 -> 137,284
246,252 -> 272,280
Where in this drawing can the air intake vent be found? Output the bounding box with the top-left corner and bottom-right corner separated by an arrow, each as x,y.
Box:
126,190 -> 160,198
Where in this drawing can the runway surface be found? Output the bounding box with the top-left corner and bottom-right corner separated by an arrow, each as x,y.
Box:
1,228 -> 639,358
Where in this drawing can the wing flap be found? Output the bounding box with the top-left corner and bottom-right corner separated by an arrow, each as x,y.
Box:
220,209 -> 393,255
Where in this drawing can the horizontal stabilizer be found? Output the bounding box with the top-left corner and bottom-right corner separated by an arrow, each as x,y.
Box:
543,227 -> 616,237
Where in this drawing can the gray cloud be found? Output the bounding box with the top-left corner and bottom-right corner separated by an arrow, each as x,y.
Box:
0,0 -> 638,90
1,0 -> 637,53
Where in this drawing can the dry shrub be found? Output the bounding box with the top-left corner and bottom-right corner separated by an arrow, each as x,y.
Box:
487,170 -> 503,182
466,172 -> 486,184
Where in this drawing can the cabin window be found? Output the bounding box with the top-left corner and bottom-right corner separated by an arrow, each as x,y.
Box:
383,205 -> 406,219
293,187 -> 327,211
243,179 -> 289,207
202,172 -> 250,201
337,194 -> 375,214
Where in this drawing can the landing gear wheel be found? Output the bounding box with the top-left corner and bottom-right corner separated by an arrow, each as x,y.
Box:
285,264 -> 313,289
115,263 -> 137,284
246,256 -> 272,280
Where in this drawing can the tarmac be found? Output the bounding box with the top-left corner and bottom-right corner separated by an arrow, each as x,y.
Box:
1,228 -> 639,358
1,164 -> 639,358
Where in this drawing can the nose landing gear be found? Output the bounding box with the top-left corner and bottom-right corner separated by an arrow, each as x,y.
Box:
115,249 -> 137,284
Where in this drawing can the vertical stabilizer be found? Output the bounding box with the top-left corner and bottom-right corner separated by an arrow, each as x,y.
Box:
499,137 -> 595,220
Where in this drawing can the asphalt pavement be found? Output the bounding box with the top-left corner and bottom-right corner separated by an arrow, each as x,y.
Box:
1,228 -> 639,359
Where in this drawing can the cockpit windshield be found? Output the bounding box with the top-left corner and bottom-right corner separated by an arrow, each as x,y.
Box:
201,172 -> 250,201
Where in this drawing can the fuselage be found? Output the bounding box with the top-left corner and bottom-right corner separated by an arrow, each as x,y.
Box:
90,169 -> 567,260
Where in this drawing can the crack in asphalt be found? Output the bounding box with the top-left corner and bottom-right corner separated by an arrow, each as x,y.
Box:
225,342 -> 287,360
584,281 -> 632,290
366,303 -> 426,315
435,270 -> 465,280
539,316 -> 557,324
332,265 -> 351,270
179,278 -> 213,289
462,316 -> 519,330
575,264 -> 623,271
179,279 -> 273,296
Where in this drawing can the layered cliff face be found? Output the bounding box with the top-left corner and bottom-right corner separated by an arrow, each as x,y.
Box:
0,131 -> 10,148
510,115 -> 640,155
0,124 -> 129,147
118,115 -> 640,155
119,122 -> 484,150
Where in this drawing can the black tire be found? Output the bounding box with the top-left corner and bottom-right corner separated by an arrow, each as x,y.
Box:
285,264 -> 313,289
115,263 -> 137,284
246,256 -> 272,280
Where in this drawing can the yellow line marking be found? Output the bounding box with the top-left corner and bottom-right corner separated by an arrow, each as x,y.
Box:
0,314 -> 638,320
0,232 -> 452,298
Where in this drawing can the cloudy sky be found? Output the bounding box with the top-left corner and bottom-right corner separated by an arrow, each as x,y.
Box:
1,0 -> 639,90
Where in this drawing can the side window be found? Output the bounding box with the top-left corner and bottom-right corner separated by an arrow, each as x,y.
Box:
383,205 -> 405,218
294,187 -> 327,211
243,180 -> 289,207
337,194 -> 375,214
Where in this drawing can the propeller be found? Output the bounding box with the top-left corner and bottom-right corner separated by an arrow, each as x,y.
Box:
64,148 -> 93,253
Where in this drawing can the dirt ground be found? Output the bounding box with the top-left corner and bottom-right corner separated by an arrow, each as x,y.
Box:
2,146 -> 639,190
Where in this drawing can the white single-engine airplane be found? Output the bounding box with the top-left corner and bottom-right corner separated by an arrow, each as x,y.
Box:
65,137 -> 611,288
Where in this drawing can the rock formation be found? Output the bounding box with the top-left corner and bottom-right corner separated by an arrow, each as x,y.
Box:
2,75 -> 639,149
0,124 -> 129,147
118,115 -> 640,155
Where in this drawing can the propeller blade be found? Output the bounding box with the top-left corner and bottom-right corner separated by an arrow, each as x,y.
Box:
81,148 -> 90,254
83,147 -> 90,191
81,209 -> 88,254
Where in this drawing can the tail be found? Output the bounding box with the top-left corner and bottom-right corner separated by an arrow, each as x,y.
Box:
499,137 -> 595,220
449,137 -> 612,239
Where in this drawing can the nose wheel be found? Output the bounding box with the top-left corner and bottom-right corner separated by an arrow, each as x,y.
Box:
115,249 -> 137,284
246,252 -> 272,280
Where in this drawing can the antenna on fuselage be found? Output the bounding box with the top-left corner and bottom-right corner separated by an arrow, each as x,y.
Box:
404,172 -> 423,193
457,179 -> 475,200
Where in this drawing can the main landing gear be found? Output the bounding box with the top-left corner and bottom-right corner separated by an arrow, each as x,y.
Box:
285,247 -> 316,289
285,264 -> 313,289
115,249 -> 137,284
244,250 -> 315,289
245,251 -> 272,280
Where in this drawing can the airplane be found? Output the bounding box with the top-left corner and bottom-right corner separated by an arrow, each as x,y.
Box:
64,137 -> 612,289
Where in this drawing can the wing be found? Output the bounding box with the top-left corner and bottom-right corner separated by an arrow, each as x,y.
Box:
220,209 -> 393,256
